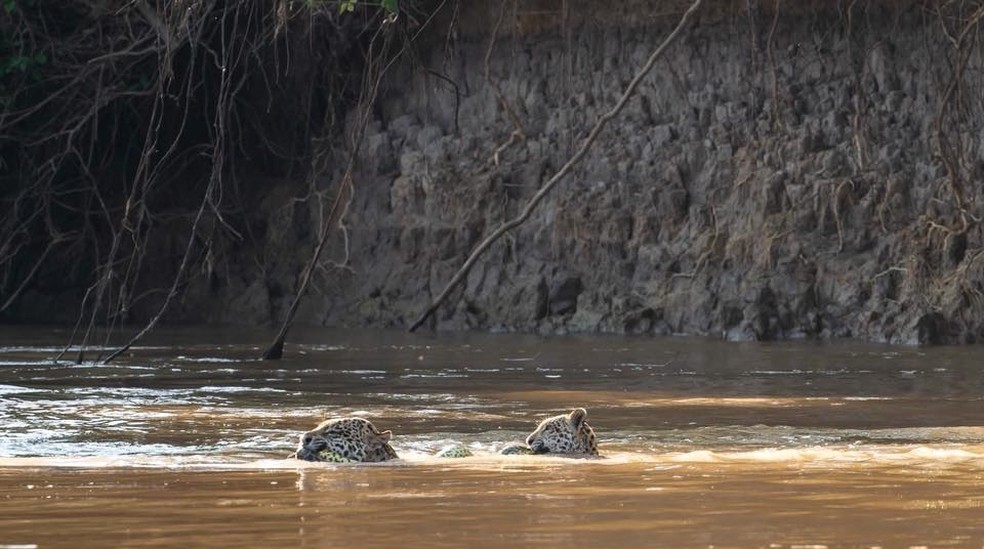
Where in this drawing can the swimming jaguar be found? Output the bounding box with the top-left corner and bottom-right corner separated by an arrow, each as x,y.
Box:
524,407 -> 599,455
291,417 -> 398,463
291,408 -> 598,462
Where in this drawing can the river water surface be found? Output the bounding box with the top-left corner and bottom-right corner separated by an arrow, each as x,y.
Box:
0,326 -> 981,547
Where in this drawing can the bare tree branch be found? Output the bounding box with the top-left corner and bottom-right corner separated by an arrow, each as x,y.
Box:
408,0 -> 706,332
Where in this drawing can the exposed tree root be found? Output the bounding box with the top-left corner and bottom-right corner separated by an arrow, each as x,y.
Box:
486,0 -> 527,167
0,1 -> 404,361
932,1 -> 984,236
766,0 -> 783,130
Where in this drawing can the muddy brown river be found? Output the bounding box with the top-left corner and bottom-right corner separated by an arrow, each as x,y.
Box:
0,326 -> 981,547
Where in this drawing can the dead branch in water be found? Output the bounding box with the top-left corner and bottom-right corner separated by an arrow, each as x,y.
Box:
408,0 -> 706,333
260,24 -> 394,361
260,1 -> 452,360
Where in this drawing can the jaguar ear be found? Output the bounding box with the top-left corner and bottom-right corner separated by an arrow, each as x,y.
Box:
568,408 -> 587,428
377,429 -> 393,443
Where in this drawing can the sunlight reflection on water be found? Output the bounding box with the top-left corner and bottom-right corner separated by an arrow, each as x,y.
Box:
0,327 -> 981,547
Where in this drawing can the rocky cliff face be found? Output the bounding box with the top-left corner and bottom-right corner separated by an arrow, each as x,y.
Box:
207,1 -> 984,344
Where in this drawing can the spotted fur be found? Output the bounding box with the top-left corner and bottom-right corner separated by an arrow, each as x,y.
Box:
292,417 -> 398,463
498,442 -> 534,455
525,408 -> 598,456
435,444 -> 474,458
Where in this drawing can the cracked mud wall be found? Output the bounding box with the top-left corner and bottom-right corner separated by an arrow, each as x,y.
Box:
217,1 -> 984,344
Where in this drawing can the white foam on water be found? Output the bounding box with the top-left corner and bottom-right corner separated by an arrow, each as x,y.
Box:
197,385 -> 289,394
1,441 -> 981,472
0,384 -> 36,395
